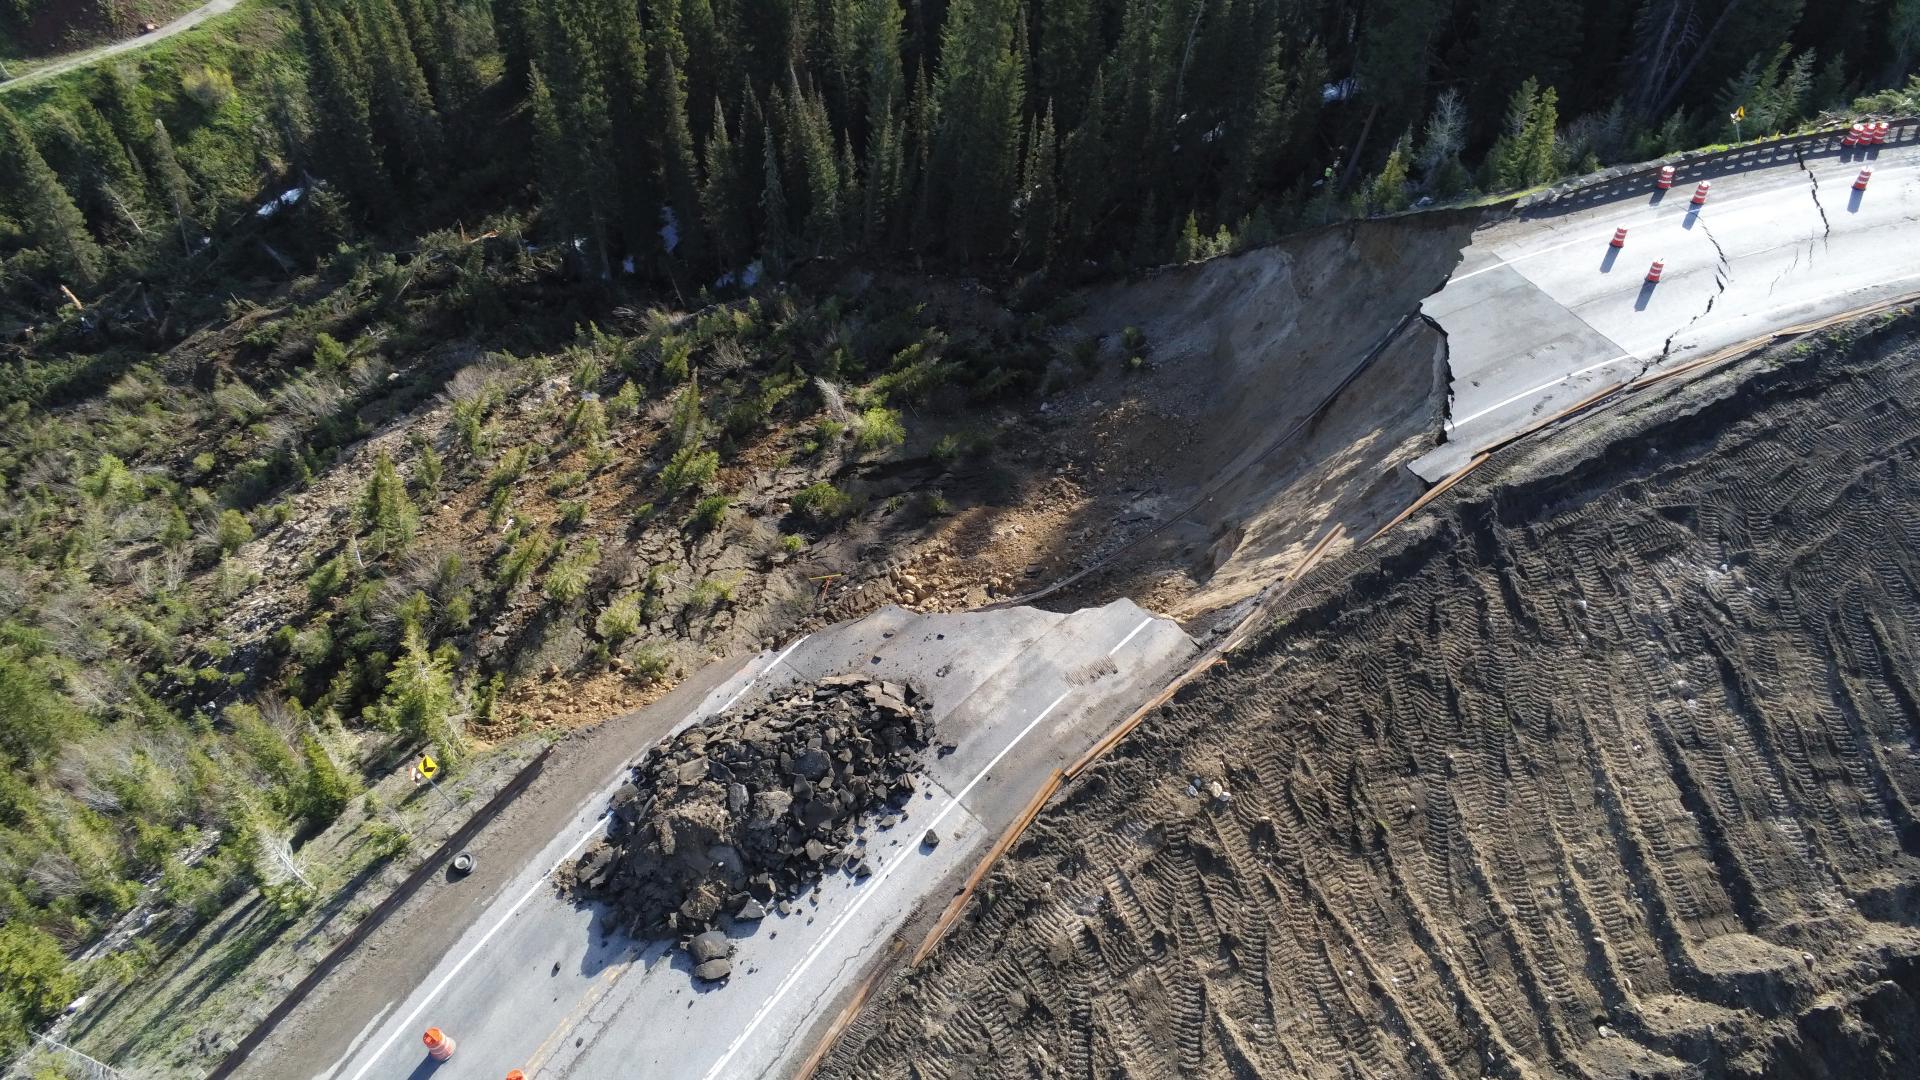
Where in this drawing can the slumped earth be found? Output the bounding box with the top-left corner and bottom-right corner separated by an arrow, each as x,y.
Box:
825,314 -> 1920,1078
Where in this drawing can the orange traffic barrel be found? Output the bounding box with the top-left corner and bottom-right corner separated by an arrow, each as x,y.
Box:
1844,123 -> 1863,147
423,1027 -> 457,1061
507,1072 -> 527,1080
1855,167 -> 1873,191
1873,121 -> 1889,144
1609,227 -> 1627,248
1690,180 -> 1711,205
1656,165 -> 1675,189
1646,260 -> 1665,284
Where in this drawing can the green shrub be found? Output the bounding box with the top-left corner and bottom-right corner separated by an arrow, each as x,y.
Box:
854,406 -> 906,451
688,494 -> 730,533
547,470 -> 587,496
497,528 -> 551,591
792,482 -> 855,523
366,821 -> 413,860
488,445 -> 530,491
686,577 -> 732,611
608,380 -> 643,419
0,923 -> 80,1050
659,447 -> 719,498
217,508 -> 254,554
313,332 -> 351,373
780,534 -> 807,553
596,592 -> 643,643
543,541 -> 600,605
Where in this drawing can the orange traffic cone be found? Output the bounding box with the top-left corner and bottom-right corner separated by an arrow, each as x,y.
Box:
1609,227 -> 1628,248
1690,180 -> 1711,205
1656,165 -> 1675,190
423,1027 -> 457,1061
1855,167 -> 1873,191
507,1072 -> 527,1080
1646,260 -> 1665,284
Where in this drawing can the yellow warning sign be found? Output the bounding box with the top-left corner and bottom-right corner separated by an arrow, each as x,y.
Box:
1731,106 -> 1746,121
419,754 -> 438,780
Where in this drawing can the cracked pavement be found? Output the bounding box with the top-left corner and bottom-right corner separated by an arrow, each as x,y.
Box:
1413,135 -> 1920,481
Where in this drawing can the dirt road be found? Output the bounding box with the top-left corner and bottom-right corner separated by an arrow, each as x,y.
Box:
1,0 -> 242,92
823,312 -> 1920,1077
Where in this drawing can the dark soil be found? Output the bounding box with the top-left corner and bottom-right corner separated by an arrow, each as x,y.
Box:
568,675 -> 931,981
822,313 -> 1920,1077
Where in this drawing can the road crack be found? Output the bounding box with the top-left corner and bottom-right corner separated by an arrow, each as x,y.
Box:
1660,220 -> 1730,364
1796,147 -> 1833,240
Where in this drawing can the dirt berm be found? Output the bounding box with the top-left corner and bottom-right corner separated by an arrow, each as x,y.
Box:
821,313 -> 1920,1078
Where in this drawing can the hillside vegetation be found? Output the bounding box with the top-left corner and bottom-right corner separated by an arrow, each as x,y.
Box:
1,0 -> 1917,1063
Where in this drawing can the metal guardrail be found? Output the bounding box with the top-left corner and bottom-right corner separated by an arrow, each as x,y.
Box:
1515,117 -> 1918,217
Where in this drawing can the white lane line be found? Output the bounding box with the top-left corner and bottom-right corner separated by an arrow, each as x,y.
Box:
1105,616 -> 1153,657
339,636 -> 809,1080
1446,350 -> 1641,430
1450,159 -> 1918,285
699,618 -> 1164,1080
719,635 -> 809,712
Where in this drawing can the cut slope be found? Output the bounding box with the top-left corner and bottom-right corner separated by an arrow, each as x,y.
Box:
1035,211 -> 1478,618
824,312 -> 1920,1078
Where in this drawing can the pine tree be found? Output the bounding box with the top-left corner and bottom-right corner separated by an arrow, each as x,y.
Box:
1060,71 -> 1108,260
352,0 -> 444,190
645,0 -> 709,271
298,729 -> 352,826
31,104 -> 148,241
1016,102 -> 1058,264
1366,134 -> 1413,213
1490,77 -> 1539,189
149,119 -> 196,256
373,625 -> 459,756
492,0 -> 536,96
701,100 -> 753,267
0,102 -> 103,287
360,451 -> 419,556
927,0 -> 1024,259
759,126 -> 791,266
298,0 -> 392,219
1035,0 -> 1096,128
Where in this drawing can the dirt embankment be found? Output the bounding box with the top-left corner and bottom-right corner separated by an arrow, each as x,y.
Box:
823,314 -> 1920,1078
816,212 -> 1480,631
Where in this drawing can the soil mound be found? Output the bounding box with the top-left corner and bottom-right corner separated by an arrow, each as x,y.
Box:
569,675 -> 931,980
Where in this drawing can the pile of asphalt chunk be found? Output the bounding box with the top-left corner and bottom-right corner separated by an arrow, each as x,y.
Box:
567,674 -> 931,982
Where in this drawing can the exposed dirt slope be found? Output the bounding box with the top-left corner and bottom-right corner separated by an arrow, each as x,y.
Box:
824,314 -> 1920,1078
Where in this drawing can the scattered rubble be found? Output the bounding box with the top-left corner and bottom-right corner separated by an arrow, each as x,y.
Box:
567,675 -> 933,982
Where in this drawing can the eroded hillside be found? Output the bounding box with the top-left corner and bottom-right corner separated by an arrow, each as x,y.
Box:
824,313 -> 1920,1078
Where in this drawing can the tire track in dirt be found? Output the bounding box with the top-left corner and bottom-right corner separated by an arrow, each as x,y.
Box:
822,312 -> 1920,1078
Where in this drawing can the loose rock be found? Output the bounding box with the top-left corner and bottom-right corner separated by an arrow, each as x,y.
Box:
567,675 -> 934,983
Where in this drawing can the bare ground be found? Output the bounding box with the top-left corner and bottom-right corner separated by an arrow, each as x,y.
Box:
822,312 -> 1920,1078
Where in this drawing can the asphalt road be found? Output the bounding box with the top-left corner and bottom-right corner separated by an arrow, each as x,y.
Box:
315,599 -> 1194,1080
1415,132 -> 1920,481
1,0 -> 243,92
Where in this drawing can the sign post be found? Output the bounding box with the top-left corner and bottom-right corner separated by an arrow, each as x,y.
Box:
1730,106 -> 1745,143
413,754 -> 455,812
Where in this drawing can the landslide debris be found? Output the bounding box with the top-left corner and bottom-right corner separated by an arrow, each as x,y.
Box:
568,675 -> 931,980
822,315 -> 1920,1076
